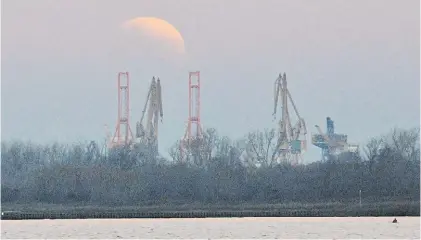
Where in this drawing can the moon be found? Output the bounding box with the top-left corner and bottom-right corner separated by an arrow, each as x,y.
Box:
121,17 -> 186,55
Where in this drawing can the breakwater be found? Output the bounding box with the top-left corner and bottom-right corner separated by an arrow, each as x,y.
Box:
2,201 -> 419,220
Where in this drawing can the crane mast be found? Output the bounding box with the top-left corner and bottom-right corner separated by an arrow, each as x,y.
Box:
272,73 -> 307,165
136,77 -> 163,154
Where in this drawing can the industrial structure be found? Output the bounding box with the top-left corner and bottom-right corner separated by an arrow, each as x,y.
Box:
107,73 -> 164,160
272,72 -> 307,165
180,71 -> 204,160
109,72 -> 134,148
103,69 -> 360,165
312,117 -> 359,161
135,76 -> 164,155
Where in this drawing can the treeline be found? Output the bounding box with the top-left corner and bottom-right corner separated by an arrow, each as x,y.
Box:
1,127 -> 419,206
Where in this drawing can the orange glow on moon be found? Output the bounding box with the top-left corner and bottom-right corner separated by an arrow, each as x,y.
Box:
122,17 -> 186,55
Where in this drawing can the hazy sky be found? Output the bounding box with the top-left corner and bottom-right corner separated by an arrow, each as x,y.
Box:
2,0 -> 419,162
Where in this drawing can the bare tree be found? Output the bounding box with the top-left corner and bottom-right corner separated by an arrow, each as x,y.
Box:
1,126 -> 419,206
244,128 -> 277,167
389,127 -> 420,162
176,127 -> 219,168
364,137 -> 385,173
168,140 -> 184,164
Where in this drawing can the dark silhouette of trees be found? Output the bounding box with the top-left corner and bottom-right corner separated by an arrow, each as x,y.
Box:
1,127 -> 419,206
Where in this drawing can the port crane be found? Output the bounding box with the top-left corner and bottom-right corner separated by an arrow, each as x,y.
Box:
272,72 -> 307,165
314,124 -> 347,156
135,77 -> 163,155
312,117 -> 359,161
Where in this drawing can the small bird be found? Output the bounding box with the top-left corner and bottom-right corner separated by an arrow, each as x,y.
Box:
392,218 -> 398,223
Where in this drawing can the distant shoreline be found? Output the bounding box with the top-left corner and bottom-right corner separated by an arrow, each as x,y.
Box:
2,201 -> 419,220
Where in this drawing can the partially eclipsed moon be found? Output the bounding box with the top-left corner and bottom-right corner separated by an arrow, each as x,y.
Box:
122,17 -> 186,55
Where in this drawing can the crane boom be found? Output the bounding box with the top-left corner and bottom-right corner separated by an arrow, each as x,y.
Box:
315,124 -> 348,150
287,91 -> 301,120
157,78 -> 163,122
135,77 -> 164,151
315,125 -> 333,145
273,74 -> 282,118
140,82 -> 152,124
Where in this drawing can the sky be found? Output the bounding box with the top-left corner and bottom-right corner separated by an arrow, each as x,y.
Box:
1,0 -> 420,163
